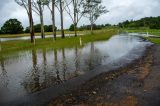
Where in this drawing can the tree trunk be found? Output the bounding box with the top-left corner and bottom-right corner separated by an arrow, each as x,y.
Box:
28,0 -> 35,43
60,0 -> 65,38
39,4 -> 45,39
91,22 -> 93,34
74,23 -> 77,37
52,0 -> 56,40
73,0 -> 77,37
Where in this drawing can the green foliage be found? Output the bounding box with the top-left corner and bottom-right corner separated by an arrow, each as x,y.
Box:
34,24 -> 41,32
79,24 -> 111,30
82,0 -> 108,24
69,24 -> 74,31
25,24 -> 56,33
0,29 -> 2,34
147,38 -> 160,45
44,25 -> 53,32
1,18 -> 24,34
25,27 -> 30,33
118,16 -> 160,29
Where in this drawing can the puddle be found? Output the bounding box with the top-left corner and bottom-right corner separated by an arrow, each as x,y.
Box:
0,34 -> 152,105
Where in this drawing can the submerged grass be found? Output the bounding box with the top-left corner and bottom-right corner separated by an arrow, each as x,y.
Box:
0,29 -> 117,59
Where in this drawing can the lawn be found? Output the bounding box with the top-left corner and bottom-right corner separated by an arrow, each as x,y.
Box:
146,37 -> 160,45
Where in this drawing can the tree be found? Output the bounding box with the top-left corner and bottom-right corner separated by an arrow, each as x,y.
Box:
15,0 -> 35,43
65,0 -> 84,37
0,29 -> 3,34
1,19 -> 24,34
28,0 -> 35,43
46,0 -> 58,40
59,0 -> 65,38
25,27 -> 30,33
44,25 -> 53,32
33,24 -> 42,32
69,24 -> 74,31
82,0 -> 107,33
117,16 -> 160,29
32,0 -> 49,39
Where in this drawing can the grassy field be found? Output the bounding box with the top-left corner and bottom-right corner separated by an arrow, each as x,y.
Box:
0,29 -> 117,59
0,31 -> 86,38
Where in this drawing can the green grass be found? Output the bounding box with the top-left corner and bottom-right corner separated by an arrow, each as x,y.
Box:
146,37 -> 160,45
0,29 -> 117,59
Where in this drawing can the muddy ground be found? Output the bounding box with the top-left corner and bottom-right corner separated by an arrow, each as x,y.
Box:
47,45 -> 160,106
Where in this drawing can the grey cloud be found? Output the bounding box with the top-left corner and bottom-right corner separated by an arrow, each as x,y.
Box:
0,0 -> 160,28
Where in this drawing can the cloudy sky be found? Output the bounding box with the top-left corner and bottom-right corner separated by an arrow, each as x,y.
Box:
0,0 -> 160,29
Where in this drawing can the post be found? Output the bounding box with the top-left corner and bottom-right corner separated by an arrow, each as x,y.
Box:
80,37 -> 82,46
147,32 -> 149,37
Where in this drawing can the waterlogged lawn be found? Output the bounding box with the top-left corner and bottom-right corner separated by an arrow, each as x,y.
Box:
0,29 -> 117,59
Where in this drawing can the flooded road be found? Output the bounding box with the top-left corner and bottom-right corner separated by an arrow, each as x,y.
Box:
0,34 -> 81,42
0,34 -> 152,105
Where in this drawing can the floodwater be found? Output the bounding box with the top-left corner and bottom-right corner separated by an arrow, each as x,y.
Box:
0,34 -> 80,42
0,34 -> 152,105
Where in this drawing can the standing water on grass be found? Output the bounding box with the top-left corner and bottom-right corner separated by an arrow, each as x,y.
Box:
0,34 -> 152,103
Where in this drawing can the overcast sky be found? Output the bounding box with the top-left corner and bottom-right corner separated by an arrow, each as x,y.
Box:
0,0 -> 160,29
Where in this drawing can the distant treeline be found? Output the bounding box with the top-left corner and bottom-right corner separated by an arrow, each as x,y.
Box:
1,16 -> 160,35
69,24 -> 111,31
0,18 -> 112,34
25,24 -> 56,33
118,16 -> 160,29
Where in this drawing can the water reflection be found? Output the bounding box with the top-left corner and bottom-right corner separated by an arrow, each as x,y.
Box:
84,42 -> 103,71
0,58 -> 9,101
54,49 -> 63,84
75,46 -> 81,76
62,48 -> 67,81
23,49 -> 41,93
21,43 -> 104,93
0,58 -> 8,89
0,35 -> 151,101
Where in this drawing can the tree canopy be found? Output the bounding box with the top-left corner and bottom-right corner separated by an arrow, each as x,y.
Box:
1,19 -> 24,34
118,16 -> 160,29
